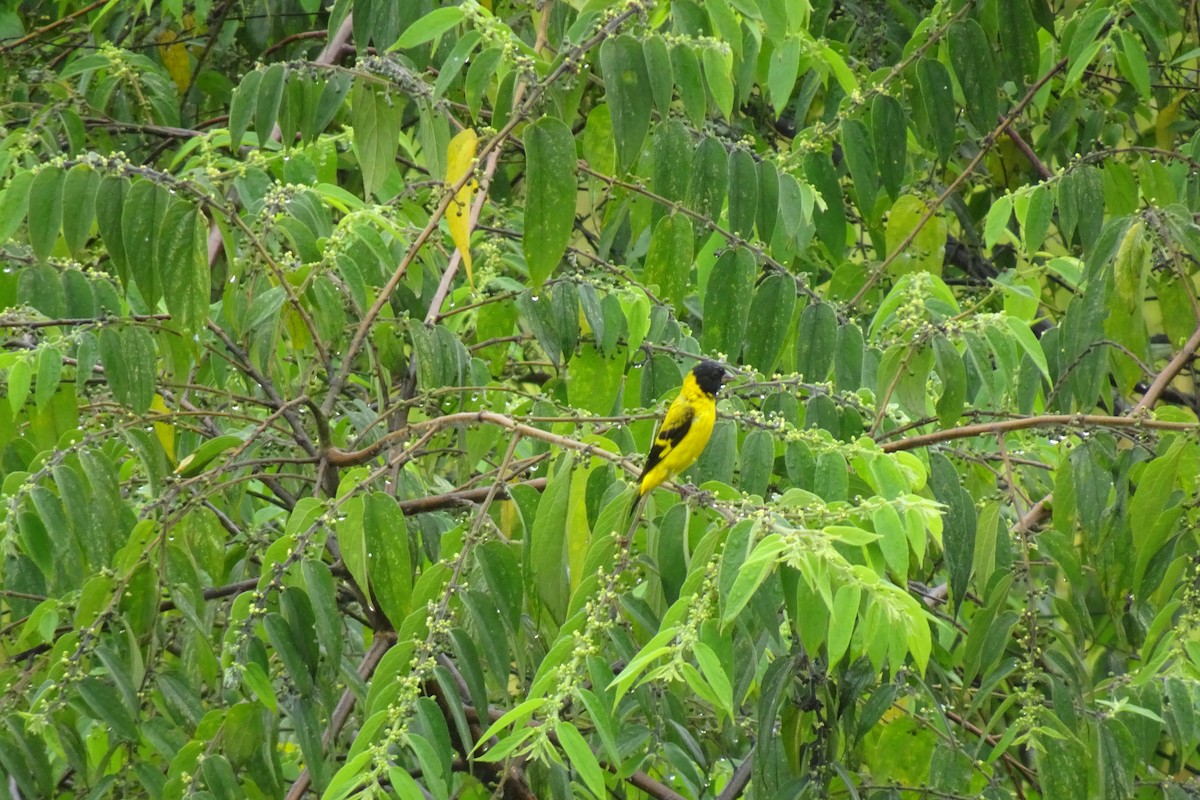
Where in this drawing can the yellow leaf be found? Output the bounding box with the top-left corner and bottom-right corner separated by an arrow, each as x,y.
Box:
150,393 -> 175,462
157,30 -> 191,94
1156,93 -> 1184,151
446,128 -> 479,287
885,194 -> 947,276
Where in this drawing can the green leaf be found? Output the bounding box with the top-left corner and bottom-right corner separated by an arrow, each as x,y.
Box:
351,78 -> 404,200
757,159 -> 780,244
885,194 -> 946,275
302,559 -> 342,668
464,46 -> 502,122
930,453 -> 976,608
702,247 -> 755,359
984,195 -> 1012,251
834,322 -> 865,391
476,540 -> 523,634
390,6 -> 464,50
688,137 -> 728,236
999,0 -> 1041,86
1113,219 -> 1150,312
0,169 -> 33,243
727,147 -> 758,239
840,118 -> 879,223
916,58 -> 955,163
932,334 -> 966,428
95,176 -> 130,288
61,164 -> 100,257
827,583 -> 861,668
743,272 -> 796,372
363,493 -> 412,626
1116,29 -> 1151,98
873,504 -> 908,576
566,344 -> 623,415
28,166 -> 65,262
767,35 -> 801,115
158,200 -> 209,335
722,531 -> 784,626
805,150 -> 845,261
643,213 -> 694,312
255,63 -> 286,148
814,451 -> 848,502
7,358 -> 30,413
576,689 -> 620,766
1098,717 -> 1135,800
34,346 -> 61,412
1129,442 -> 1183,594
871,95 -> 906,201
693,641 -> 734,718
948,20 -> 998,132
122,179 -> 169,308
1057,165 -> 1104,254
530,458 -> 573,624
433,30 -> 481,99
643,36 -> 674,115
796,302 -> 837,381
523,117 -> 577,289
229,68 -> 263,151
672,43 -> 707,126
1063,5 -> 1112,89
99,325 -> 156,414
701,45 -> 734,121
555,721 -> 605,798
265,612 -> 314,694
599,34 -> 651,173
739,429 -> 775,499
650,120 -> 692,227
1005,316 -> 1049,379
1035,734 -> 1088,800
79,677 -> 139,741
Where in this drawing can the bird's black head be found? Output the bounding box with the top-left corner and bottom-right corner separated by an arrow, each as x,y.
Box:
691,360 -> 727,396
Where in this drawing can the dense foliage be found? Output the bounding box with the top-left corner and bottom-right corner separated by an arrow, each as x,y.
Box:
3,0 -> 1200,797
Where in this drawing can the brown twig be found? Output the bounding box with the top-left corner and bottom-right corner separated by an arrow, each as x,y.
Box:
0,0 -> 108,52
1002,122 -> 1052,180
397,478 -> 547,515
716,749 -> 754,800
1133,322 -> 1200,412
881,413 -> 1196,453
325,410 -> 636,476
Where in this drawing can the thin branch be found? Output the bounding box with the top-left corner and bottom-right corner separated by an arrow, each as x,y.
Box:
324,410 -> 636,477
881,413 -> 1196,453
397,478 -> 547,515
0,0 -> 108,51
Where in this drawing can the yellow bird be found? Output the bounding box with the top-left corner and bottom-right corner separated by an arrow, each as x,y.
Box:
639,360 -> 728,496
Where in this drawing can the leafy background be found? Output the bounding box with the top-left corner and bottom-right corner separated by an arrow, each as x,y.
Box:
2,0 -> 1200,798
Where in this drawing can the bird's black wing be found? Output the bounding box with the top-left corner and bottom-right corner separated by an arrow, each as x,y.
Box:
640,402 -> 695,480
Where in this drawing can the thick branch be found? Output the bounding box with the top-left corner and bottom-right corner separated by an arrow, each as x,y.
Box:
1134,321 -> 1200,412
